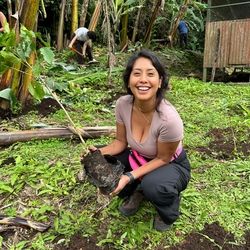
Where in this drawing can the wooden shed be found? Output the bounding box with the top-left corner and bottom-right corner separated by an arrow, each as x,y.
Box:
203,0 -> 250,82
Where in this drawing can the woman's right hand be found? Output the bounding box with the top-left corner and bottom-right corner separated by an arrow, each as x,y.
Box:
110,175 -> 130,196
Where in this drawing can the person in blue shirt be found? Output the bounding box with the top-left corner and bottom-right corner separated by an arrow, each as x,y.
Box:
177,20 -> 188,48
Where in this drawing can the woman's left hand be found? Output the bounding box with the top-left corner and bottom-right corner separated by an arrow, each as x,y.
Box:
110,174 -> 130,196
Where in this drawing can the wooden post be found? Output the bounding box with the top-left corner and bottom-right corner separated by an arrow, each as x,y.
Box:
203,0 -> 211,82
203,67 -> 207,82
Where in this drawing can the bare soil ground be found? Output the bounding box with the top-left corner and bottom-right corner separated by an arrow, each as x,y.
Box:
1,99 -> 249,250
54,223 -> 250,250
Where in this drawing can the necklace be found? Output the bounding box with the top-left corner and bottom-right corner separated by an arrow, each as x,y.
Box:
134,104 -> 154,124
134,100 -> 156,113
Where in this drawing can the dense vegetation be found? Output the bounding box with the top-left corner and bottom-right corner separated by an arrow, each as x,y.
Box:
0,1 -> 249,249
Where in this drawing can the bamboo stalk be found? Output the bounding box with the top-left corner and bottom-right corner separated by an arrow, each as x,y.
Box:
57,0 -> 66,51
79,0 -> 89,27
71,0 -> 78,35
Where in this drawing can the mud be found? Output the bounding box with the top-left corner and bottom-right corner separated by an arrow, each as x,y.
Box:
169,222 -> 250,250
0,97 -> 61,120
53,222 -> 250,250
82,150 -> 124,195
195,127 -> 250,160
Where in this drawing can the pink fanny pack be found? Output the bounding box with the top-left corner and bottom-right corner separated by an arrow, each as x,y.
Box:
129,150 -> 148,170
128,147 -> 183,170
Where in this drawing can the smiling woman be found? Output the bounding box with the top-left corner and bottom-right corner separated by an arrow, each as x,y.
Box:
86,49 -> 191,232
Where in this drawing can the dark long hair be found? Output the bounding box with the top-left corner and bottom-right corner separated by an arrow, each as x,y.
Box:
87,31 -> 96,41
123,49 -> 169,109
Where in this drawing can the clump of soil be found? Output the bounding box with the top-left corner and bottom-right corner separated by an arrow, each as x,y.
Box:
82,150 -> 124,195
195,127 -> 250,160
170,222 -> 250,250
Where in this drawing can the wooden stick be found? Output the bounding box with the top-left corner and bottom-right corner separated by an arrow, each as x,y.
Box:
0,126 -> 116,146
0,214 -> 50,232
211,28 -> 221,82
70,46 -> 84,57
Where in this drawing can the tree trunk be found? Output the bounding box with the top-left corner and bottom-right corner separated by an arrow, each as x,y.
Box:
120,8 -> 128,51
20,0 -> 39,30
71,0 -> 78,35
0,126 -> 116,146
0,0 -> 40,109
6,0 -> 12,26
168,0 -> 190,47
132,4 -> 143,43
18,0 -> 40,105
57,0 -> 66,51
88,0 -> 102,31
79,0 -> 89,27
0,70 -> 13,109
143,0 -> 162,46
103,0 -> 116,81
18,51 -> 36,104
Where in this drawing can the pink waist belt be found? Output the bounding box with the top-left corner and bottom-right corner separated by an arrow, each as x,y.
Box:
129,147 -> 183,170
170,146 -> 183,162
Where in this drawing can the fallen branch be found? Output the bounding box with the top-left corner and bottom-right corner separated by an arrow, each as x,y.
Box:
0,126 -> 116,146
0,214 -> 50,232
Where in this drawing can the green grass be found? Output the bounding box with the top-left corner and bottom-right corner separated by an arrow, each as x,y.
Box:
0,50 -> 250,249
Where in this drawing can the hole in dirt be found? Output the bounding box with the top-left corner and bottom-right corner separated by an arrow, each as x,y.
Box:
169,222 -> 250,250
195,127 -> 250,160
53,234 -> 111,250
0,98 -> 62,120
0,157 -> 15,168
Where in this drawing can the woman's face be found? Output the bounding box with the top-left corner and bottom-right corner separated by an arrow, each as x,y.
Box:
129,57 -> 162,102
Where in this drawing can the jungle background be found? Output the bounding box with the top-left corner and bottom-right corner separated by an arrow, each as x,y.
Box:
0,0 -> 249,249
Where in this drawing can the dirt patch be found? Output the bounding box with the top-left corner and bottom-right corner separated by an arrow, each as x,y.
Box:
0,156 -> 15,167
1,222 -> 248,249
195,127 -> 250,160
169,222 -> 250,250
53,222 -> 249,250
53,234 -> 110,250
20,97 -> 62,117
0,98 -> 62,120
35,98 -> 62,116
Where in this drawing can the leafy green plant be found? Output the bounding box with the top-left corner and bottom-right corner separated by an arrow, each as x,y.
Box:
0,24 -> 55,109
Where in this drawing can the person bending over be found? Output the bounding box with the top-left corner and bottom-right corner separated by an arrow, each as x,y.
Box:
69,27 -> 97,64
90,49 -> 191,232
